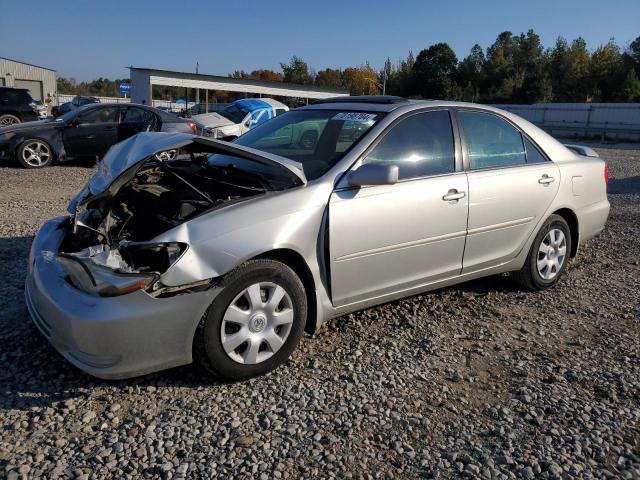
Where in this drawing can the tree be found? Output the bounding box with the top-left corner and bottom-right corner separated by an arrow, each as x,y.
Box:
248,69 -> 284,82
280,56 -> 312,85
413,43 -> 459,99
229,70 -> 250,79
590,39 -> 625,101
621,70 -> 640,101
342,65 -> 381,95
315,68 -> 343,89
386,51 -> 416,97
623,35 -> 640,75
457,44 -> 485,101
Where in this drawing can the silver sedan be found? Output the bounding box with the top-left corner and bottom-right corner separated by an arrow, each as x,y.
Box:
26,96 -> 610,380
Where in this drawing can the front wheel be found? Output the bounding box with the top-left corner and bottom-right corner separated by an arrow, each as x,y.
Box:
17,139 -> 53,168
513,214 -> 572,290
193,259 -> 307,380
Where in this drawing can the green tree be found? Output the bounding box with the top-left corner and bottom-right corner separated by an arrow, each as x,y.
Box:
386,51 -> 416,97
590,39 -> 625,101
280,56 -> 312,85
413,43 -> 459,99
623,35 -> 640,75
621,70 -> 640,101
457,44 -> 485,101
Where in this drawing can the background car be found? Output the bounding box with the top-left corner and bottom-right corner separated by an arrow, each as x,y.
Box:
0,86 -> 40,126
0,102 -> 199,168
51,95 -> 99,118
25,96 -> 609,381
193,98 -> 288,140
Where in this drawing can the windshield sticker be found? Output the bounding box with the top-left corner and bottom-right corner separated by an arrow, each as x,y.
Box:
332,112 -> 377,122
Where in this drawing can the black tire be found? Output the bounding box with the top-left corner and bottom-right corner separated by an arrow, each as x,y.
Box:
299,130 -> 318,149
513,214 -> 572,290
16,139 -> 54,169
0,114 -> 20,127
193,259 -> 307,380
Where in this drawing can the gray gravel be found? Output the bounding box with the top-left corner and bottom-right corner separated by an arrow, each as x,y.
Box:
0,145 -> 639,479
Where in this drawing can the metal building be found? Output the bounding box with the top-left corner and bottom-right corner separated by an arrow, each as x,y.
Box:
129,67 -> 347,106
0,57 -> 57,102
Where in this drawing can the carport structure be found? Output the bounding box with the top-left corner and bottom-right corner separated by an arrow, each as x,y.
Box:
128,67 -> 347,108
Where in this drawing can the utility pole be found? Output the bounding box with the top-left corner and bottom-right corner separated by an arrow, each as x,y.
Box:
195,61 -> 200,109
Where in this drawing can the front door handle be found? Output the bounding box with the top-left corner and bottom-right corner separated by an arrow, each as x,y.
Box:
86,134 -> 97,139
539,174 -> 555,185
443,189 -> 466,201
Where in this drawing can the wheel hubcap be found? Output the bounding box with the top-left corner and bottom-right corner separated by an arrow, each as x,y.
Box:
220,282 -> 294,365
537,228 -> 567,280
22,141 -> 51,167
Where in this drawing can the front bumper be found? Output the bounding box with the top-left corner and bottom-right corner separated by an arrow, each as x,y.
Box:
25,217 -> 216,379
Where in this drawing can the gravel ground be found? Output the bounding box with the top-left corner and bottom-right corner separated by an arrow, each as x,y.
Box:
0,145 -> 638,479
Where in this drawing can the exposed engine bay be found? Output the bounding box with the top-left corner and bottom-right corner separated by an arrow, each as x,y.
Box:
55,146 -> 291,296
67,152 -> 268,249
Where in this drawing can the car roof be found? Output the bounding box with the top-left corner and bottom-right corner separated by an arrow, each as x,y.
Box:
302,96 -> 520,115
0,86 -> 29,92
73,102 -> 186,121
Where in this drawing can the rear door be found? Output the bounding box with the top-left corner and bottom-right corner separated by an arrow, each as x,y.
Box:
329,109 -> 468,307
457,109 -> 560,272
118,106 -> 158,141
63,105 -> 119,158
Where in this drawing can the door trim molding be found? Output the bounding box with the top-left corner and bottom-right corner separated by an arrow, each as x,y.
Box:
334,230 -> 467,262
466,217 -> 534,236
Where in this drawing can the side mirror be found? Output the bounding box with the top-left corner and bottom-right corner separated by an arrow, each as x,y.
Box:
69,118 -> 80,127
347,163 -> 399,187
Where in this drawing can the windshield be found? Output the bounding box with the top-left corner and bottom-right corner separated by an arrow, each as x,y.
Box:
219,104 -> 249,124
233,109 -> 384,180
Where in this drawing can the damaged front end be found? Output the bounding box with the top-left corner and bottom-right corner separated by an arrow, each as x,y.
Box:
54,132 -> 305,298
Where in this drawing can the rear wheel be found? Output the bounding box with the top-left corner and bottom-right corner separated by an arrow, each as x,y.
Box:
513,214 -> 571,290
193,259 -> 307,380
17,139 -> 53,168
0,114 -> 20,127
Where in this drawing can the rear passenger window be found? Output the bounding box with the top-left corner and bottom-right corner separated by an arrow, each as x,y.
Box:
458,111 -> 526,169
363,110 -> 455,180
524,137 -> 547,163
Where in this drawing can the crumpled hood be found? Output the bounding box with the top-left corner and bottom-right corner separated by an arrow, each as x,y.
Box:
67,132 -> 306,213
192,112 -> 235,129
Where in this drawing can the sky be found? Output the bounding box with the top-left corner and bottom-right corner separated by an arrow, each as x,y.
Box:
1,0 -> 639,81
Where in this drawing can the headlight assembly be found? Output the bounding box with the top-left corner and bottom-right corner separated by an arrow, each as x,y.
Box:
57,242 -> 187,297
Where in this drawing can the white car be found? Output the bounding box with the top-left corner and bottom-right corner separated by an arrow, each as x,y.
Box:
193,98 -> 288,140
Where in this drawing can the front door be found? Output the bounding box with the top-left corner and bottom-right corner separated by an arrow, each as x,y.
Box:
63,105 -> 119,158
329,110 -> 469,307
457,110 -> 561,272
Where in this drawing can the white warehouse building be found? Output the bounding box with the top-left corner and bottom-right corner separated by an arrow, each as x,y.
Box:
0,57 -> 57,102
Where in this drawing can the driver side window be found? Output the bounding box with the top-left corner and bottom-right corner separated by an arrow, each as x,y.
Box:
363,110 -> 455,180
78,106 -> 118,124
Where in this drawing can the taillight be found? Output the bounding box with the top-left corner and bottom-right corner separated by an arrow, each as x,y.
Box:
188,122 -> 196,132
604,164 -> 609,185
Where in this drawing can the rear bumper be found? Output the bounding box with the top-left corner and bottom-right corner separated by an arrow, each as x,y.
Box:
25,217 -> 216,379
577,198 -> 610,245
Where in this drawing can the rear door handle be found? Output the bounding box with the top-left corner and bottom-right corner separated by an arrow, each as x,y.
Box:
86,134 -> 96,139
539,174 -> 555,185
443,189 -> 466,201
